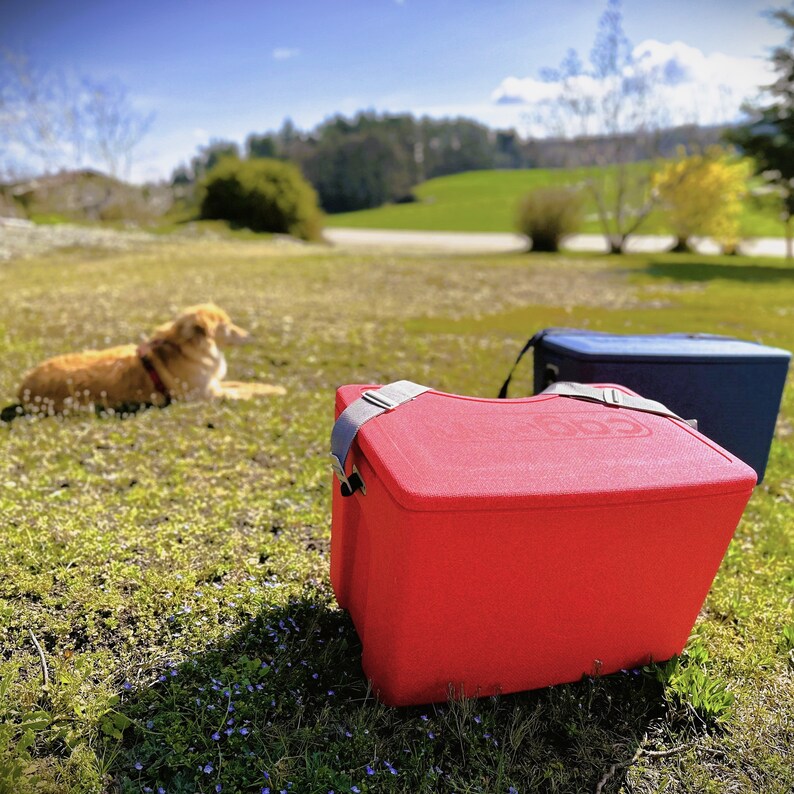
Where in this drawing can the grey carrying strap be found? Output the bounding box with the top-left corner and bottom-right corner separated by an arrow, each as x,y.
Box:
331,380 -> 430,496
542,382 -> 698,429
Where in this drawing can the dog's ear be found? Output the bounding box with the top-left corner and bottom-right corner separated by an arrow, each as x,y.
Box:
176,312 -> 211,341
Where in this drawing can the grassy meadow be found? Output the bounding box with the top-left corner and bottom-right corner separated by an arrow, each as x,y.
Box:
0,234 -> 792,793
325,167 -> 783,238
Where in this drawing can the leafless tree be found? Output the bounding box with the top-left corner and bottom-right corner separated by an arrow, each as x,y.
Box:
1,49 -> 153,180
529,0 -> 667,253
82,79 -> 153,180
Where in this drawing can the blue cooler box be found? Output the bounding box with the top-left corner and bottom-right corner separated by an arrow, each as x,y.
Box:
501,331 -> 790,483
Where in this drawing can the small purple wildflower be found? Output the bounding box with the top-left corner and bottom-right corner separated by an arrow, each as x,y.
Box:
384,760 -> 398,775
158,675 -> 167,682
215,786 -> 223,793
474,715 -> 482,724
312,673 -> 319,679
509,788 -> 519,794
123,681 -> 132,691
327,689 -> 335,696
211,732 -> 221,741
365,765 -> 375,776
261,789 -> 270,794
420,714 -> 428,721
146,720 -> 154,729
428,731 -> 436,739
351,788 -> 361,793
203,763 -> 214,774
240,727 -> 250,736
134,761 -> 143,771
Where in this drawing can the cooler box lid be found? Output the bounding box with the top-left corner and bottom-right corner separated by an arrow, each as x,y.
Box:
541,333 -> 791,364
335,384 -> 757,513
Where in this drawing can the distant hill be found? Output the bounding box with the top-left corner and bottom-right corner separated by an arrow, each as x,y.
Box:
0,169 -> 172,224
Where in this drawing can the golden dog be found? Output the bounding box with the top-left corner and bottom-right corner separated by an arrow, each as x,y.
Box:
17,303 -> 286,415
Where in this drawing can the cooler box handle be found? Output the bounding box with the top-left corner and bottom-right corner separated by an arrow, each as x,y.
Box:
498,329 -> 733,399
498,327 -> 599,398
542,381 -> 697,428
330,380 -> 430,496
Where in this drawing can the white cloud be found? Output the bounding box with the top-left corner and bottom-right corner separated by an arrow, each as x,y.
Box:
491,40 -> 774,132
272,47 -> 300,61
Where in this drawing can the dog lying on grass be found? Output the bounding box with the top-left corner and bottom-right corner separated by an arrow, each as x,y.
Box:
7,303 -> 286,418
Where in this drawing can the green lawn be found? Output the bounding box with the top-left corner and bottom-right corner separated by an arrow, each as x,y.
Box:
325,167 -> 784,238
0,237 -> 792,793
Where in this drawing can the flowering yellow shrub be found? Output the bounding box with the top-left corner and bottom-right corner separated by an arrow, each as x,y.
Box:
652,147 -> 752,252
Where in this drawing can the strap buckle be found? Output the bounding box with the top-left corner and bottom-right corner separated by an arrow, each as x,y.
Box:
603,388 -> 623,406
361,389 -> 400,411
330,454 -> 366,497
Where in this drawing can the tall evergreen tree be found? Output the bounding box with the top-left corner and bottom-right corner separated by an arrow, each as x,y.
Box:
727,9 -> 794,258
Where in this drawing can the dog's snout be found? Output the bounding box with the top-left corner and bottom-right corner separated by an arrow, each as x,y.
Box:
227,324 -> 251,344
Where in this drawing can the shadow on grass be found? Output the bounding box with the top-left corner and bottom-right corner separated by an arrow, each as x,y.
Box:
110,585 -> 671,794
646,257 -> 794,283
1,402 -> 161,424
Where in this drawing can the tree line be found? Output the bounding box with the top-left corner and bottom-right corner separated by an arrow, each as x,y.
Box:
171,113 -> 726,216
172,114 -> 530,213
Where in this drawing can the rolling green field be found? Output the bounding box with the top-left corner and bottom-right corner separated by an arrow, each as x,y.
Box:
325,167 -> 783,238
0,235 -> 792,793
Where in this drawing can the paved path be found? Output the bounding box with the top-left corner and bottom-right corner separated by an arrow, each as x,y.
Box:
325,228 -> 792,258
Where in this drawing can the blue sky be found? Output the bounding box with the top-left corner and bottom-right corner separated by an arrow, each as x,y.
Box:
1,0 -> 785,181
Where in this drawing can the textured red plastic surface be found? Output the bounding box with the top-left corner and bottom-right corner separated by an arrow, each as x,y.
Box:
330,385 -> 756,706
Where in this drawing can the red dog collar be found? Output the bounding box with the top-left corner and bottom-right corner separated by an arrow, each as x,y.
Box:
137,343 -> 171,405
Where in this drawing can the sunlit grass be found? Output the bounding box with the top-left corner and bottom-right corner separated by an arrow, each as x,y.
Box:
0,236 -> 791,793
325,167 -> 784,238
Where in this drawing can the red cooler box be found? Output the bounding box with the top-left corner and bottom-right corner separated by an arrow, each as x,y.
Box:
330,381 -> 756,706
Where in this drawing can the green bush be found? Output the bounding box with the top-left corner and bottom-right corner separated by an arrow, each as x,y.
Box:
200,157 -> 323,240
515,186 -> 584,252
